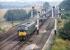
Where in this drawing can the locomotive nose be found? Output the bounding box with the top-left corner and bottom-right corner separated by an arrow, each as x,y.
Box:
18,31 -> 27,36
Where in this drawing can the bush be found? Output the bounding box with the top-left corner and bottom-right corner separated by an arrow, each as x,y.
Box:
27,9 -> 37,17
4,9 -> 37,21
52,38 -> 70,50
58,21 -> 70,40
4,9 -> 28,21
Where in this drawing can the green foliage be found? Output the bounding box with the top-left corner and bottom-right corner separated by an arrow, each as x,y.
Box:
59,21 -> 70,40
64,21 -> 70,31
52,38 -> 70,50
52,20 -> 70,50
59,0 -> 70,11
0,27 -> 5,32
61,12 -> 70,19
59,0 -> 70,19
4,9 -> 37,21
43,2 -> 50,11
27,9 -> 37,17
4,9 -> 28,21
0,28 -> 2,31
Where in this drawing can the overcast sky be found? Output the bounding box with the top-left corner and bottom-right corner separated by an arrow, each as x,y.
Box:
0,0 -> 63,5
0,0 -> 63,2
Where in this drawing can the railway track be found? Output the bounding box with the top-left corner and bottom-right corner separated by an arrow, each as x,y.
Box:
0,26 -> 17,41
27,18 -> 54,50
0,15 -> 53,50
12,17 -> 54,50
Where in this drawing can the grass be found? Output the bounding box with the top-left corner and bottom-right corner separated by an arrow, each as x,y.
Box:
0,27 -> 5,32
52,37 -> 70,50
0,21 -> 22,32
52,19 -> 70,50
57,19 -> 64,29
0,17 -> 34,32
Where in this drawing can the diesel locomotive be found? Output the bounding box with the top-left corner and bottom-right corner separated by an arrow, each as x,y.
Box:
17,22 -> 36,41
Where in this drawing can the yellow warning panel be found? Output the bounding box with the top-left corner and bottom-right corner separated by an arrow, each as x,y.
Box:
19,32 -> 27,36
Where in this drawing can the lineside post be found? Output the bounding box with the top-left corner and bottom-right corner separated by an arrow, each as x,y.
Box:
36,11 -> 40,35
54,19 -> 57,35
52,6 -> 54,18
31,6 -> 34,18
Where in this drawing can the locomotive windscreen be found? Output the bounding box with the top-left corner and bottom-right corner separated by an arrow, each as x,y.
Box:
17,25 -> 27,31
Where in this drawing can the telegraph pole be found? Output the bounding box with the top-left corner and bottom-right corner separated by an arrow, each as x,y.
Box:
52,6 -> 57,34
54,19 -> 57,35
31,6 -> 34,18
58,7 -> 60,18
52,6 -> 54,18
36,11 -> 40,34
11,15 -> 13,27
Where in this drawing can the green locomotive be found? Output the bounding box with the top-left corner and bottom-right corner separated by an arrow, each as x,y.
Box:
17,22 -> 36,41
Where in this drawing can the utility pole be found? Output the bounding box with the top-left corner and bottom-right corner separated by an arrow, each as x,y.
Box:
52,6 -> 54,18
58,7 -> 60,18
36,11 -> 40,34
11,15 -> 13,27
52,6 -> 57,34
54,18 -> 57,35
31,6 -> 34,18
52,6 -> 55,18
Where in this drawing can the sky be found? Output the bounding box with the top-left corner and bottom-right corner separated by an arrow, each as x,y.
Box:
0,0 -> 63,5
0,0 -> 62,2
0,0 -> 63,2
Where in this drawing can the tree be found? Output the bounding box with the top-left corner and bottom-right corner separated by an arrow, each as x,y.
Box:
4,9 -> 28,21
59,0 -> 70,38
59,0 -> 70,19
59,0 -> 70,11
27,9 -> 37,17
43,2 -> 50,11
59,21 -> 70,40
